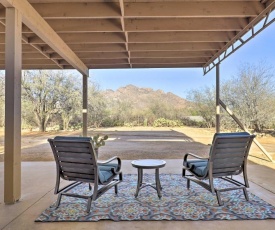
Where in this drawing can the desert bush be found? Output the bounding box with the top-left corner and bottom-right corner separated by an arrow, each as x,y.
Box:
153,118 -> 183,127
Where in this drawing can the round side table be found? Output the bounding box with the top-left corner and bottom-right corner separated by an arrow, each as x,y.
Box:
131,159 -> 166,198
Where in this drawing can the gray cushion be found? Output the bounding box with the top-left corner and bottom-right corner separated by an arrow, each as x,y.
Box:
98,163 -> 118,183
187,160 -> 208,177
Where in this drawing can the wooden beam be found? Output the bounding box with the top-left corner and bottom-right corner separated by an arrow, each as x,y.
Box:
28,32 -> 126,44
125,18 -> 247,32
32,2 -> 121,19
124,2 -> 264,17
0,2 -> 263,19
84,64 -> 130,69
128,42 -> 225,51
51,52 -> 129,60
0,52 -> 47,59
130,51 -> 214,58
131,57 -> 207,64
22,19 -> 123,33
0,64 -> 64,70
0,8 -> 4,19
119,0 -> 131,68
24,65 -> 69,69
44,43 -> 127,53
0,58 -> 56,65
1,0 -> 88,75
60,58 -> 129,65
204,1 -> 275,71
0,22 -> 5,32
128,31 -> 235,43
21,44 -> 42,53
0,18 -> 62,68
4,7 -> 22,204
132,63 -> 203,68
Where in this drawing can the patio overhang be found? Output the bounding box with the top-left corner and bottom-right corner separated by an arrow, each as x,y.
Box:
0,0 -> 274,73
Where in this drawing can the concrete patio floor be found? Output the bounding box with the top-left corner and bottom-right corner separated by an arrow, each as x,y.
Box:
1,160 -> 275,230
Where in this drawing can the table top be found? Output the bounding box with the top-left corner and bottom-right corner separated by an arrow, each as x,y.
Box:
131,159 -> 166,169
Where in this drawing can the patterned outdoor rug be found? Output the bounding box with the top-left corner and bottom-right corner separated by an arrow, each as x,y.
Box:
36,174 -> 275,222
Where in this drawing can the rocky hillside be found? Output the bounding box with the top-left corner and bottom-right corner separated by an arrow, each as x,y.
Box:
103,85 -> 188,110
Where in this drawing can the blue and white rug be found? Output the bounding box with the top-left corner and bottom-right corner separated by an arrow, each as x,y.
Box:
36,174 -> 275,222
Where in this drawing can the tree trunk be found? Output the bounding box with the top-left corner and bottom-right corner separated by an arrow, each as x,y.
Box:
254,122 -> 261,133
39,120 -> 46,132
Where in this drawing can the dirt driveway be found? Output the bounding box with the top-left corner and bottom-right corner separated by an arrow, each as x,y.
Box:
0,127 -> 274,169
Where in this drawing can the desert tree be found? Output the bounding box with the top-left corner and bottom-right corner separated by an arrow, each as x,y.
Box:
58,75 -> 82,130
88,81 -> 108,128
22,70 -> 67,132
187,86 -> 216,128
222,62 -> 275,132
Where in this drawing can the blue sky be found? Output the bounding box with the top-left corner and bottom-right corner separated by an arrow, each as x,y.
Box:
89,18 -> 275,98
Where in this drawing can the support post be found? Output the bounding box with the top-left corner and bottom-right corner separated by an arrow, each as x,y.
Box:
4,8 -> 22,204
82,74 -> 88,137
216,63 -> 220,133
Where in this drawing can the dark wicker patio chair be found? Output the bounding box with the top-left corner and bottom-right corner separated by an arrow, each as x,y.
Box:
182,132 -> 255,205
48,136 -> 122,213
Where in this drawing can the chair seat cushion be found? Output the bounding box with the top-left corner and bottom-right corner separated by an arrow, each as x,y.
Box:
98,163 -> 119,183
186,160 -> 208,177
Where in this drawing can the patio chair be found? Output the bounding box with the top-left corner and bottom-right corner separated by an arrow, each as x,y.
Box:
48,136 -> 123,213
182,132 -> 255,205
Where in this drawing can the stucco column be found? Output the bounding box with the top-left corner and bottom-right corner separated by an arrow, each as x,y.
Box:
4,7 -> 22,204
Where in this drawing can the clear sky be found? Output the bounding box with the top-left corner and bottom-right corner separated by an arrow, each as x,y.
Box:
89,16 -> 275,98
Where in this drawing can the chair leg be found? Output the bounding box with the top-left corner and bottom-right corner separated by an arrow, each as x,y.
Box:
187,178 -> 190,189
115,184 -> 118,194
243,188 -> 249,201
216,190 -> 223,206
55,193 -> 62,209
86,198 -> 92,213
182,168 -> 186,177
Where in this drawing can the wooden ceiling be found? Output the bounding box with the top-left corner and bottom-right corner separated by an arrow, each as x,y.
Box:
0,0 -> 274,70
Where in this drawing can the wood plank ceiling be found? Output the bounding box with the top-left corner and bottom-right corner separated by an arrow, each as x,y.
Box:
0,0 -> 274,70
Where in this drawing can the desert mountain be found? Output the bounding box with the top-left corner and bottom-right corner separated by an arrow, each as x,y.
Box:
103,85 -> 188,110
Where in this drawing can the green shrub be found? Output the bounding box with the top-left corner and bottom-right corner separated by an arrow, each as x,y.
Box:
153,118 -> 183,127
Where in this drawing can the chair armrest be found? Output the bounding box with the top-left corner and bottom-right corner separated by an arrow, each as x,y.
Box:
98,156 -> 120,165
98,156 -> 122,175
183,152 -> 209,167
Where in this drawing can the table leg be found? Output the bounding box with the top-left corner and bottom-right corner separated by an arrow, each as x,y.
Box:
135,168 -> 143,198
155,168 -> 162,198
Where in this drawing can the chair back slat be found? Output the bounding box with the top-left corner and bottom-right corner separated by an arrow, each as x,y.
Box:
58,157 -> 94,164
213,161 -> 244,169
48,136 -> 97,183
214,152 -> 246,159
61,165 -> 95,175
213,157 -> 245,165
209,133 -> 255,176
62,172 -> 96,182
58,152 -> 93,159
55,146 -> 91,153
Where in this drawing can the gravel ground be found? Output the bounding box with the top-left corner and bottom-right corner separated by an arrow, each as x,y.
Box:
0,127 -> 274,170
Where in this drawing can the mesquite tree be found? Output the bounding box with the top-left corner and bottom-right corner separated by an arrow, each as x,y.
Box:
22,70 -> 63,131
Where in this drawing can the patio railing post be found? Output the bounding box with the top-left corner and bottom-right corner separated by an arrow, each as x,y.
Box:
82,74 -> 88,137
216,63 -> 220,133
4,7 -> 22,204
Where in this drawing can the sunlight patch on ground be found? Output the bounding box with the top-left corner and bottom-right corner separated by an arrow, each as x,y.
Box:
107,137 -> 120,141
127,139 -> 192,142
